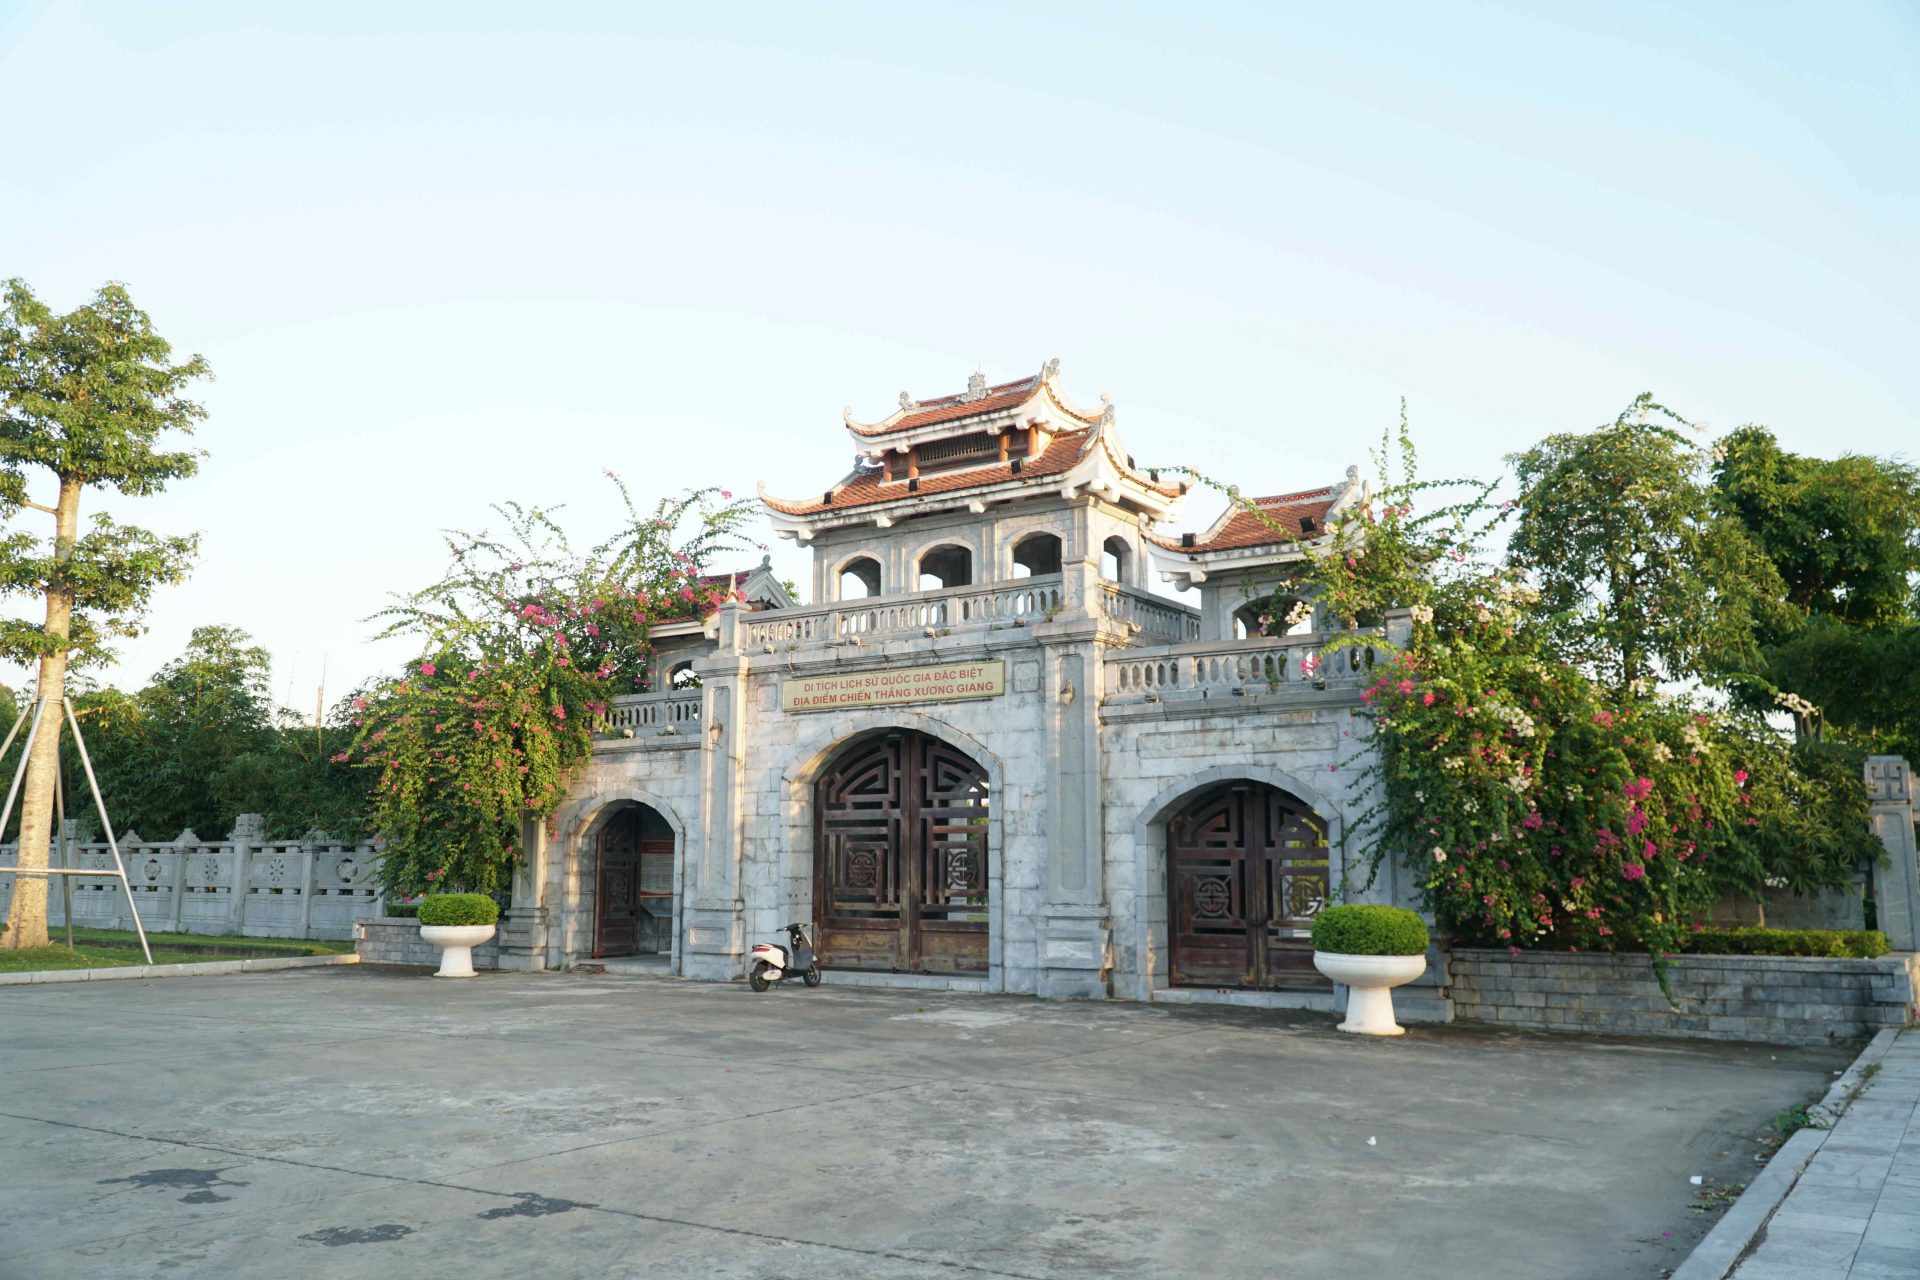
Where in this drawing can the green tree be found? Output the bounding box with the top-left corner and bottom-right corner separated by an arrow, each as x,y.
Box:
0,280 -> 205,949
1711,428 -> 1920,760
1505,394 -> 1784,697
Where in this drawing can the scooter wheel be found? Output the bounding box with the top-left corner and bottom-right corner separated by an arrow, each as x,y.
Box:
749,962 -> 772,993
802,967 -> 823,988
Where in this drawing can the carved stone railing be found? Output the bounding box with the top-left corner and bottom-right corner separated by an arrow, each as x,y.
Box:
1104,633 -> 1378,704
596,690 -> 702,740
743,575 -> 1066,650
0,815 -> 381,941
1100,583 -> 1202,645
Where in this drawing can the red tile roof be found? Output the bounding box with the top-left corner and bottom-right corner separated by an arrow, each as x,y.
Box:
763,429 -> 1097,516
1147,486 -> 1341,553
846,373 -> 1100,438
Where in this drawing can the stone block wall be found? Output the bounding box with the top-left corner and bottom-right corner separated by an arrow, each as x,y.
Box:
1447,948 -> 1920,1045
355,916 -> 501,970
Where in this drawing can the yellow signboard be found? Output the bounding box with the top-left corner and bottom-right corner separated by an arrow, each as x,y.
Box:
781,661 -> 1006,713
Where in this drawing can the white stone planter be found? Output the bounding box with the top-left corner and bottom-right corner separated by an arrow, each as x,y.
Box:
1313,950 -> 1427,1036
419,923 -> 496,978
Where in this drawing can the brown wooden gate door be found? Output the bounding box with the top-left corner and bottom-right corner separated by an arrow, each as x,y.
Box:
594,806 -> 675,958
1168,782 -> 1329,989
815,731 -> 990,974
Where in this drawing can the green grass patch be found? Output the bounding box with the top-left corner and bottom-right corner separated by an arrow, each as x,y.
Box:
0,928 -> 353,973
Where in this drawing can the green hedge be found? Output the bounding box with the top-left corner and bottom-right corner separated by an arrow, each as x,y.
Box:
1683,927 -> 1888,959
416,894 -> 500,927
384,902 -> 420,919
1312,905 -> 1430,956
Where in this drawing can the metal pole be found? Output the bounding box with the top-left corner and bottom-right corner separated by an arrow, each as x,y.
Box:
0,698 -> 32,764
62,698 -> 151,966
55,764 -> 73,950
0,698 -> 50,843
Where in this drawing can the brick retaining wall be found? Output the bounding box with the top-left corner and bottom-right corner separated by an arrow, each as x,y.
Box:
1446,948 -> 1920,1045
355,917 -> 501,970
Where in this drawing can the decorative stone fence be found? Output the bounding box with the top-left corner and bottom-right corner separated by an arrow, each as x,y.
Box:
0,815 -> 382,941
356,915 -> 500,969
1446,948 -> 1920,1045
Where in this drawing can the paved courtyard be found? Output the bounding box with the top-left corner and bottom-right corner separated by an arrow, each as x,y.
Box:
0,967 -> 1851,1279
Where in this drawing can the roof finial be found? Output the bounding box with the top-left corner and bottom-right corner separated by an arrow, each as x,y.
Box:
1098,393 -> 1115,428
899,391 -> 913,410
964,369 -> 988,402
1042,356 -> 1060,381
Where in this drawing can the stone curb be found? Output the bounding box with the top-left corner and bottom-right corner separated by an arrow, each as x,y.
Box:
0,952 -> 361,987
1670,1028 -> 1900,1280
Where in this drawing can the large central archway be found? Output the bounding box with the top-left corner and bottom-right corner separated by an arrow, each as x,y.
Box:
1168,781 -> 1329,989
814,730 -> 990,974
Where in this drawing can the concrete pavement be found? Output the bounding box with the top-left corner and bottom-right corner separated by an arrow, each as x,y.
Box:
0,966 -> 1853,1279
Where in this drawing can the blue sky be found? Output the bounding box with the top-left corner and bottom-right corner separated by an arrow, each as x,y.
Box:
3,0 -> 1915,707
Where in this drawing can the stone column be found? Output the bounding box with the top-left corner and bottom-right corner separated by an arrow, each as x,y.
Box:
1868,757 -> 1918,951
682,602 -> 749,981
497,813 -> 550,971
1031,561 -> 1112,999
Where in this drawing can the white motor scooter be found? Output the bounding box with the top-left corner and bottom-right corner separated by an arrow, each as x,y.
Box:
748,922 -> 823,992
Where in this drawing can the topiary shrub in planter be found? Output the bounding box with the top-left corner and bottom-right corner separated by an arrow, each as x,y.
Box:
1311,905 -> 1432,1036
416,893 -> 500,978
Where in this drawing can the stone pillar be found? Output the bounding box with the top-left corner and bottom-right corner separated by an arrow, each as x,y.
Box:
1868,757 -> 1918,951
1031,562 -> 1112,999
682,602 -> 749,981
497,813 -> 550,971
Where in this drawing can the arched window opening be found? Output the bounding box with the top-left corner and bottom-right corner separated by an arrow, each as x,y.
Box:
669,661 -> 700,689
1234,594 -> 1310,640
1010,532 -> 1062,578
1101,535 -> 1132,584
839,556 -> 882,599
918,545 -> 973,591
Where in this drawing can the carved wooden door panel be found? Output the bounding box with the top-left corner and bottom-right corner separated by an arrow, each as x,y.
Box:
594,810 -> 642,958
815,732 -> 990,974
1169,782 -> 1328,989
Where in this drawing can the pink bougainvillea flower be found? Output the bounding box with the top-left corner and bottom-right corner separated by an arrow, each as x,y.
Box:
352,697 -> 367,711
1623,776 -> 1654,802
1733,769 -> 1749,786
1621,863 -> 1646,881
1423,691 -> 1436,705
420,662 -> 437,677
1626,808 -> 1648,836
1521,811 -> 1544,831
1397,679 -> 1415,694
551,706 -> 566,719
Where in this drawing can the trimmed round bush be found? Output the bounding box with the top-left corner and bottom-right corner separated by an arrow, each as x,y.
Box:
415,894 -> 500,928
1312,905 -> 1429,956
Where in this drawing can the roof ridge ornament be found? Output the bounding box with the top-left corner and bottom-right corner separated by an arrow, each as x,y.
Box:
899,391 -> 913,409
1042,356 -> 1060,381
963,370 -> 989,402
1098,393 -> 1116,428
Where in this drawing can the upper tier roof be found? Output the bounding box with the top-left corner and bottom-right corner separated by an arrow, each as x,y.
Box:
761,362 -> 1189,537
843,358 -> 1101,444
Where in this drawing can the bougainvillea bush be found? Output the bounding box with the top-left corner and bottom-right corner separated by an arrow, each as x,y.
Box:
1356,591 -> 1870,957
347,478 -> 756,896
1238,403 -> 1877,959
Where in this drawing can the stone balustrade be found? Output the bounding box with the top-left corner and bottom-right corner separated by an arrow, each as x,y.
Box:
1104,633 -> 1379,704
742,575 -> 1072,651
594,690 -> 702,744
1099,583 -> 1203,645
0,815 -> 381,941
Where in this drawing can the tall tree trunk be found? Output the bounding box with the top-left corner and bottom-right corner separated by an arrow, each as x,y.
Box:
2,477 -> 80,951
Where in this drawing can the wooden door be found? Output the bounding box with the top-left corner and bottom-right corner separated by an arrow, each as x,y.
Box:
1169,782 -> 1329,989
815,732 -> 989,974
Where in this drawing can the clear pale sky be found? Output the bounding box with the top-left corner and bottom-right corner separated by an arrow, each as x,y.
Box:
3,1 -> 1915,712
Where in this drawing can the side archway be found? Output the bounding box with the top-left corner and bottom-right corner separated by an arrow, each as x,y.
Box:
1131,766 -> 1342,994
